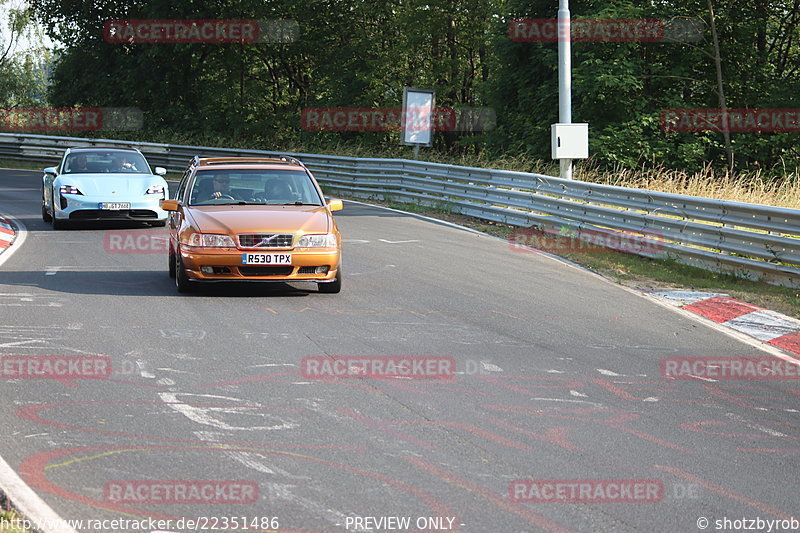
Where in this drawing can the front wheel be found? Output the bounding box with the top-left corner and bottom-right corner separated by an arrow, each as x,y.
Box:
175,251 -> 192,293
52,215 -> 68,230
41,189 -> 52,222
168,246 -> 176,278
318,270 -> 341,294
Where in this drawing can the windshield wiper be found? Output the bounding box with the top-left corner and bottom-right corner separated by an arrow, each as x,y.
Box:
278,202 -> 321,206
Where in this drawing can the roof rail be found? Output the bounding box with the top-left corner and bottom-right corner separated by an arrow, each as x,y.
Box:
278,155 -> 306,168
193,157 -> 305,167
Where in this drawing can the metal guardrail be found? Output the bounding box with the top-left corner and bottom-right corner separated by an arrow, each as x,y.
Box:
2,132 -> 800,288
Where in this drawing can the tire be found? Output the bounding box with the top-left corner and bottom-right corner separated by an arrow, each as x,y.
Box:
175,251 -> 192,293
52,215 -> 68,230
41,189 -> 52,222
50,191 -> 68,229
168,245 -> 176,278
318,269 -> 341,294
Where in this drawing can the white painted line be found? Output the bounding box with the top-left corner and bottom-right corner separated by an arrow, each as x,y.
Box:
723,309 -> 800,342
378,238 -> 420,244
136,360 -> 156,379
650,290 -> 726,306
481,362 -> 503,372
596,368 -> 622,376
0,453 -> 79,533
726,412 -> 788,437
528,397 -> 604,407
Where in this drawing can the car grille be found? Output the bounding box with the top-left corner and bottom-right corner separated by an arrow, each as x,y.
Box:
239,266 -> 294,276
69,209 -> 158,219
238,233 -> 294,248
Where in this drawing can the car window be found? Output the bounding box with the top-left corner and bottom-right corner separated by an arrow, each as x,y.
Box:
176,168 -> 191,202
188,168 -> 322,206
62,150 -> 151,174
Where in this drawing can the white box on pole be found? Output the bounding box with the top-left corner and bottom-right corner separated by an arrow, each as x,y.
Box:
551,123 -> 588,159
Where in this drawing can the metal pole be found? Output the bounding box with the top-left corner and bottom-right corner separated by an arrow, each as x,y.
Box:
558,0 -> 573,179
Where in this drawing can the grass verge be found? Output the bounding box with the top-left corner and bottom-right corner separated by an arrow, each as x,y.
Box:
0,509 -> 31,533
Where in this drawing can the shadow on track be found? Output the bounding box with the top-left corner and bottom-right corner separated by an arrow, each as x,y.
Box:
0,270 -> 316,297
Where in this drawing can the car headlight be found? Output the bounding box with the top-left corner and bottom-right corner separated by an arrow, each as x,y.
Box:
296,233 -> 338,248
146,184 -> 165,195
59,185 -> 83,195
186,233 -> 236,248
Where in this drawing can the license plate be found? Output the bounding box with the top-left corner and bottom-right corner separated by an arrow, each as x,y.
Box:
241,253 -> 292,265
100,202 -> 130,210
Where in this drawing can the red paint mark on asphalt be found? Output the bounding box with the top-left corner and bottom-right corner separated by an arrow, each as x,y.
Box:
393,420 -> 533,451
337,408 -> 438,450
482,405 -> 693,453
654,464 -> 796,520
405,456 -> 576,533
680,420 -> 800,439
20,444 -> 454,532
490,419 -> 584,451
15,401 -> 361,450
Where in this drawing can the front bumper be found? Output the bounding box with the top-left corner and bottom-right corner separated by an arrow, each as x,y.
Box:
180,246 -> 341,282
56,194 -> 167,221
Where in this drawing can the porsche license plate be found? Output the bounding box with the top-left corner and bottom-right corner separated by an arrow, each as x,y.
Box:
241,253 -> 292,265
100,202 -> 130,210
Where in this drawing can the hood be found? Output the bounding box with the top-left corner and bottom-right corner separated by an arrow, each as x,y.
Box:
187,205 -> 331,235
56,173 -> 165,197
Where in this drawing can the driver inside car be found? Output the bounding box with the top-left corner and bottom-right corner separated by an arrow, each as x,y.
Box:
207,175 -> 237,200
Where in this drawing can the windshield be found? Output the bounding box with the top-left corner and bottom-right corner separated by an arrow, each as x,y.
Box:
62,150 -> 151,174
188,168 -> 323,206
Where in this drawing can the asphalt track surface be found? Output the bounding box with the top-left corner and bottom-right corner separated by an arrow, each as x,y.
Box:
0,167 -> 798,533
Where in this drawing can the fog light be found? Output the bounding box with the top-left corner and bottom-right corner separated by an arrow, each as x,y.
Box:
201,266 -> 214,274
315,266 -> 329,274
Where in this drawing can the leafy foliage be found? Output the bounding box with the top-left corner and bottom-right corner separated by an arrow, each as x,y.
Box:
21,0 -> 800,173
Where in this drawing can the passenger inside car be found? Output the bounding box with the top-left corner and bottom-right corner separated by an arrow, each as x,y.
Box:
65,154 -> 90,173
264,179 -> 295,203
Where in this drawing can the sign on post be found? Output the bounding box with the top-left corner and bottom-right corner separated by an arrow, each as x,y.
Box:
401,88 -> 435,150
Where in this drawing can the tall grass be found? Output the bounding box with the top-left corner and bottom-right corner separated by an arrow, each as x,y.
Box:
23,130 -> 800,208
573,160 -> 800,208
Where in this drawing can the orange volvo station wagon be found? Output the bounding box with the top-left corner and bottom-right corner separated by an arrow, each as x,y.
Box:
161,156 -> 343,293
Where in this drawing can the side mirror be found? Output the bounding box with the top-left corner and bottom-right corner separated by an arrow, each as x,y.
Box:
160,199 -> 179,211
154,167 -> 167,176
44,167 -> 57,176
327,199 -> 343,212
